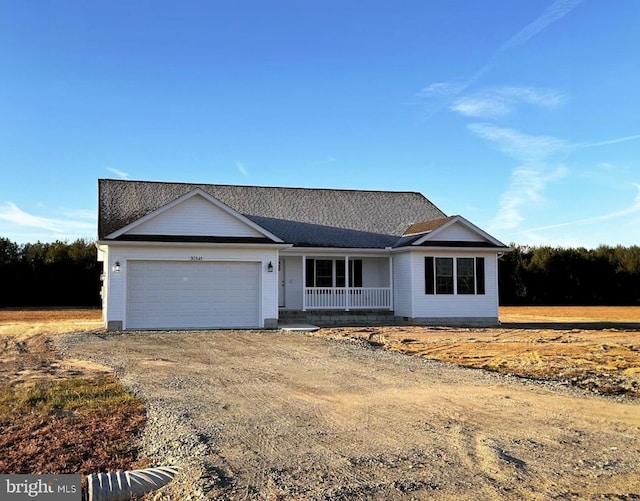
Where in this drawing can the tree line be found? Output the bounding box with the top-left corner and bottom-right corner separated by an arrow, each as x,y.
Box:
0,237 -> 100,307
499,244 -> 640,305
1,236 -> 639,307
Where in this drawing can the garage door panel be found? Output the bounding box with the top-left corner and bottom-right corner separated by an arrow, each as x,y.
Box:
127,261 -> 260,329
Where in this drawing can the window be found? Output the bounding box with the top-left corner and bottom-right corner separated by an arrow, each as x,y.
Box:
436,258 -> 454,294
348,259 -> 363,287
457,258 -> 475,294
315,260 -> 333,287
425,256 -> 485,295
336,260 -> 346,287
306,259 -> 363,287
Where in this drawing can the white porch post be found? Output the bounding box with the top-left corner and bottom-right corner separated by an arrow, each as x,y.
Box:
302,255 -> 307,311
389,255 -> 394,311
345,255 -> 350,311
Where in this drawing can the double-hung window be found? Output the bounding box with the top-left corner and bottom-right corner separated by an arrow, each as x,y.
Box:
306,259 -> 363,287
314,260 -> 333,287
425,256 -> 485,295
435,257 -> 454,294
457,258 -> 475,294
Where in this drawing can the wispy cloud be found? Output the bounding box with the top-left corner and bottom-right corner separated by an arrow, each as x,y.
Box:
451,86 -> 564,118
467,124 -> 570,230
519,183 -> 640,234
418,0 -> 583,116
491,166 -> 568,230
468,123 -> 570,163
310,157 -> 337,167
0,202 -> 95,242
107,167 -> 129,179
417,82 -> 465,98
236,161 -> 249,177
576,133 -> 640,149
500,0 -> 584,51
472,123 -> 640,233
413,0 -> 592,238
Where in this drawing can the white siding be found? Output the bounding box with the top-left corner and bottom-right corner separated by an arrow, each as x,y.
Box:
410,250 -> 499,319
432,222 -> 485,242
104,244 -> 278,329
97,245 -> 109,325
126,194 -> 264,237
392,253 -> 414,317
362,257 -> 390,287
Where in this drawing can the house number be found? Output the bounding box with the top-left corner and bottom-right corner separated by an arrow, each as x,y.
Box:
190,256 -> 203,261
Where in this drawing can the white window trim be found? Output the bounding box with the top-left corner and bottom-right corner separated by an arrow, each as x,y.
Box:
428,256 -> 483,295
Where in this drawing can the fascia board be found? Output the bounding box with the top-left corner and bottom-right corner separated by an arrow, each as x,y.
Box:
97,239 -> 292,250
391,245 -> 505,254
281,247 -> 392,256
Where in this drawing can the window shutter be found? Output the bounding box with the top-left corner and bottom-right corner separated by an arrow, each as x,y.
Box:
476,257 -> 485,295
425,257 -> 434,294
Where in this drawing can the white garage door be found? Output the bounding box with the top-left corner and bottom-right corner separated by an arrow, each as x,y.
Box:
127,261 -> 261,329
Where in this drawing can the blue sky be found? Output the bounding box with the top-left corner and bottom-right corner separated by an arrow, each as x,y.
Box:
1,0 -> 639,247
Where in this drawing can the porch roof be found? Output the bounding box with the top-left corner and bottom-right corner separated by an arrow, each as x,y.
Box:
247,216 -> 399,248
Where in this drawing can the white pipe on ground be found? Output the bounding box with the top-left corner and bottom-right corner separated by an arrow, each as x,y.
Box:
86,466 -> 179,501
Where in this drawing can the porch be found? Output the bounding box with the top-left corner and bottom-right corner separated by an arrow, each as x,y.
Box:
278,253 -> 393,311
304,287 -> 391,309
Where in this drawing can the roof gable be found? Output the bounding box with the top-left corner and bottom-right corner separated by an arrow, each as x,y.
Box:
106,188 -> 282,242
410,216 -> 506,248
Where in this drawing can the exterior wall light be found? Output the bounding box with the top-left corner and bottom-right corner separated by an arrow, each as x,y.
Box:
267,261 -> 274,272
113,261 -> 121,272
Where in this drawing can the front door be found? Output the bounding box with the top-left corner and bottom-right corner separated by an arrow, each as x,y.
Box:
278,260 -> 285,307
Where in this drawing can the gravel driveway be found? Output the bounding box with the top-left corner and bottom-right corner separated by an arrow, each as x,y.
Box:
60,329 -> 640,500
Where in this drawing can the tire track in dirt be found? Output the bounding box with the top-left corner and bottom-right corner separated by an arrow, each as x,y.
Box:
61,330 -> 640,500
213,362 -> 380,498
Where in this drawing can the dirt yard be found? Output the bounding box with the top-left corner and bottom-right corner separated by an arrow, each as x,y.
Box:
0,308 -> 108,385
58,308 -> 640,501
320,306 -> 640,398
2,307 -> 640,499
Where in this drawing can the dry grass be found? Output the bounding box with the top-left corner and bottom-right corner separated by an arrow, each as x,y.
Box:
0,377 -> 146,474
0,308 -> 146,475
0,308 -> 102,340
500,305 -> 640,323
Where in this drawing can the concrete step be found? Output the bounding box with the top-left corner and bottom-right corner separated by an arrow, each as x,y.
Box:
279,310 -> 396,327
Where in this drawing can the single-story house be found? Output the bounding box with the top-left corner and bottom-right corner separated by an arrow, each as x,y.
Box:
97,179 -> 508,330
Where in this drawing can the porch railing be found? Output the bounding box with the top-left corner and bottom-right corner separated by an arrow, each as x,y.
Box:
304,287 -> 391,310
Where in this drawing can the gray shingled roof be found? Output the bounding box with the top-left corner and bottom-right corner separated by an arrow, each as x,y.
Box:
98,179 -> 447,248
